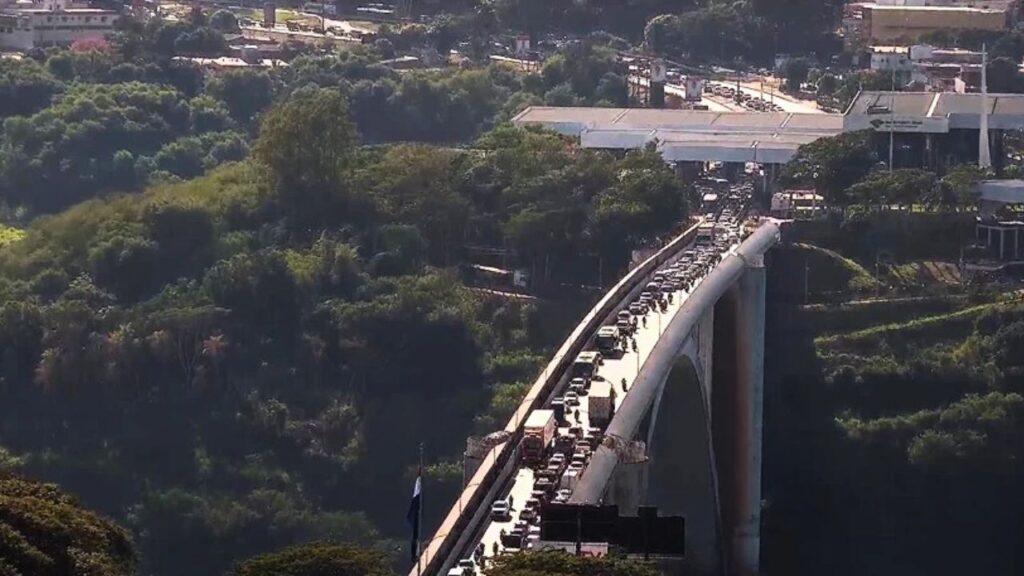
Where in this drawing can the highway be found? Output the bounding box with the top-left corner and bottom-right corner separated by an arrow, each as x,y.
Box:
630,76 -> 735,112
708,80 -> 823,114
449,186 -> 750,573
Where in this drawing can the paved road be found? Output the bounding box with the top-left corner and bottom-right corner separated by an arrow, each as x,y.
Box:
708,80 -> 823,114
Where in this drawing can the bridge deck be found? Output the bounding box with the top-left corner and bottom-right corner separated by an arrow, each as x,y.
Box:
416,184 -> 761,576
470,239 -> 741,564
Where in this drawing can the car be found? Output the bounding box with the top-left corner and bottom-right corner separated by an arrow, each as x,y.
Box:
534,477 -> 555,493
568,461 -> 584,472
491,500 -> 511,521
617,310 -> 631,323
500,530 -> 523,548
520,506 -> 537,521
550,453 -> 566,466
565,391 -> 579,407
617,318 -> 633,334
456,559 -> 477,575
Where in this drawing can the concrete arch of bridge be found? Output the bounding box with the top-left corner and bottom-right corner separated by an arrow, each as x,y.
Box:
644,352 -> 722,576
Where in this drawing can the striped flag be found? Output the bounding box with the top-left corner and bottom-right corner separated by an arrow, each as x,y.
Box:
406,469 -> 422,562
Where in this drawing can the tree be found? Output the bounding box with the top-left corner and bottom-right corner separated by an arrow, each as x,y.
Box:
485,551 -> 658,576
643,14 -> 681,53
931,163 -> 983,211
781,57 -> 811,92
210,9 -> 240,32
987,56 -> 1024,93
847,169 -> 936,211
782,131 -> 878,206
0,58 -> 64,119
206,69 -> 275,126
253,89 -> 359,226
231,543 -> 394,576
0,475 -> 135,576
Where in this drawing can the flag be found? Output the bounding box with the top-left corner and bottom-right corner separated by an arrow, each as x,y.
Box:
406,469 -> 422,562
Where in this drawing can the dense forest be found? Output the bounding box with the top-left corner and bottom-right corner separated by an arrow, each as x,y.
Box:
0,17 -> 690,572
0,12 -> 637,216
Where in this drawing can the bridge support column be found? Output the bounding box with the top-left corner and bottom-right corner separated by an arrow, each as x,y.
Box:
607,458 -> 646,515
729,258 -> 766,576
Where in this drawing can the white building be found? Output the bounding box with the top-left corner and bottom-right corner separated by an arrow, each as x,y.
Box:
771,190 -> 825,219
869,45 -> 914,73
0,0 -> 118,51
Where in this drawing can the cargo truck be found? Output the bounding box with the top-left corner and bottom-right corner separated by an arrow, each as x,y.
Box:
588,381 -> 613,428
520,409 -> 556,465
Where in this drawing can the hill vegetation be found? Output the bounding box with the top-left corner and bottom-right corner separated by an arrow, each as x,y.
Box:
0,475 -> 134,576
0,78 -> 688,574
764,247 -> 1024,576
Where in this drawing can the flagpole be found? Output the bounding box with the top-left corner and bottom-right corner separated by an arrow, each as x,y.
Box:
417,442 -> 424,576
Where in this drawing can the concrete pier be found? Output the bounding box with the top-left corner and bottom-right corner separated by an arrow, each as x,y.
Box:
730,258 -> 766,576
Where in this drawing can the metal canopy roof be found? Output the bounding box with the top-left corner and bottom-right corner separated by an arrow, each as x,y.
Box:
512,93 -> 1024,163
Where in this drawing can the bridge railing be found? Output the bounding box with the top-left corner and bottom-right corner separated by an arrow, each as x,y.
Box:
413,219 -> 705,576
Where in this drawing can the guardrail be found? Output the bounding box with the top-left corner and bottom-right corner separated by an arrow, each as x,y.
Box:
412,219 -> 704,576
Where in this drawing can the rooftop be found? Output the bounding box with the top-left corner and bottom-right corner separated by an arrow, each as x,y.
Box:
863,3 -> 1006,12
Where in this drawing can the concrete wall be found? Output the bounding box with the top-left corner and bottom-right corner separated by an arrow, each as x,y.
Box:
864,6 -> 1006,42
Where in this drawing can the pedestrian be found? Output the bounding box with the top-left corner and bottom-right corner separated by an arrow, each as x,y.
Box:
493,541 -> 499,555
642,316 -> 647,328
632,339 -> 638,352
508,495 -> 513,509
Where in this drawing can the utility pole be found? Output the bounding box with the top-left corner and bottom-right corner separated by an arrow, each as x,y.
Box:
980,43 -> 992,169
889,66 -> 895,172
416,443 -> 424,576
804,257 -> 810,304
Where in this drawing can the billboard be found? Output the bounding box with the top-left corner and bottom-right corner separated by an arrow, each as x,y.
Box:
650,59 -> 667,83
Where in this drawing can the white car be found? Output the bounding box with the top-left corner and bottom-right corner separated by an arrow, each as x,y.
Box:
490,500 -> 511,521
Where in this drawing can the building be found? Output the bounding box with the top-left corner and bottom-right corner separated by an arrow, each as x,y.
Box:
868,44 -> 987,91
975,179 -> 1024,260
172,56 -> 288,71
512,91 -> 1024,175
0,0 -> 117,50
771,190 -> 825,219
860,4 -> 1007,43
869,45 -> 914,75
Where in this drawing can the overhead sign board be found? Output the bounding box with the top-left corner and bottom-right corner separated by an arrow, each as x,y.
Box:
845,113 -> 949,133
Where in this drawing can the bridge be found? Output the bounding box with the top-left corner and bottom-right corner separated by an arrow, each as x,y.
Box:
413,211 -> 784,576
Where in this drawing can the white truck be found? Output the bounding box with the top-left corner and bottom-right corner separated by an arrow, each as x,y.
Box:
520,409 -> 556,465
588,381 -> 613,428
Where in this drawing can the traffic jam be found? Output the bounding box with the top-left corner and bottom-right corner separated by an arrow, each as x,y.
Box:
449,186 -> 750,576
